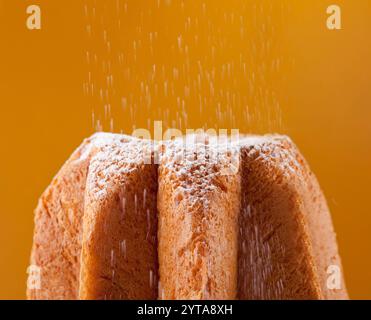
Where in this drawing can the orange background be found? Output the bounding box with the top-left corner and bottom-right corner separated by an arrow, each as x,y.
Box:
0,0 -> 370,299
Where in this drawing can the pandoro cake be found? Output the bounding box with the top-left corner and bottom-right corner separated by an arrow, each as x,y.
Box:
28,133 -> 347,300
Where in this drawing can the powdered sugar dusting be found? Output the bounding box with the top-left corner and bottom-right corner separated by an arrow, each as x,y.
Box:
86,134 -> 154,201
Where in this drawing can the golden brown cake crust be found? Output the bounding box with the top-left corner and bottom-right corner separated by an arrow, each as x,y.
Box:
79,138 -> 158,299
28,133 -> 159,300
28,134 -> 104,299
238,136 -> 348,299
158,136 -> 241,299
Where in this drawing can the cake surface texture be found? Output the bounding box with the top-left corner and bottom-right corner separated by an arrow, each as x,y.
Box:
237,136 -> 347,299
28,132 -> 347,300
28,133 -> 159,300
